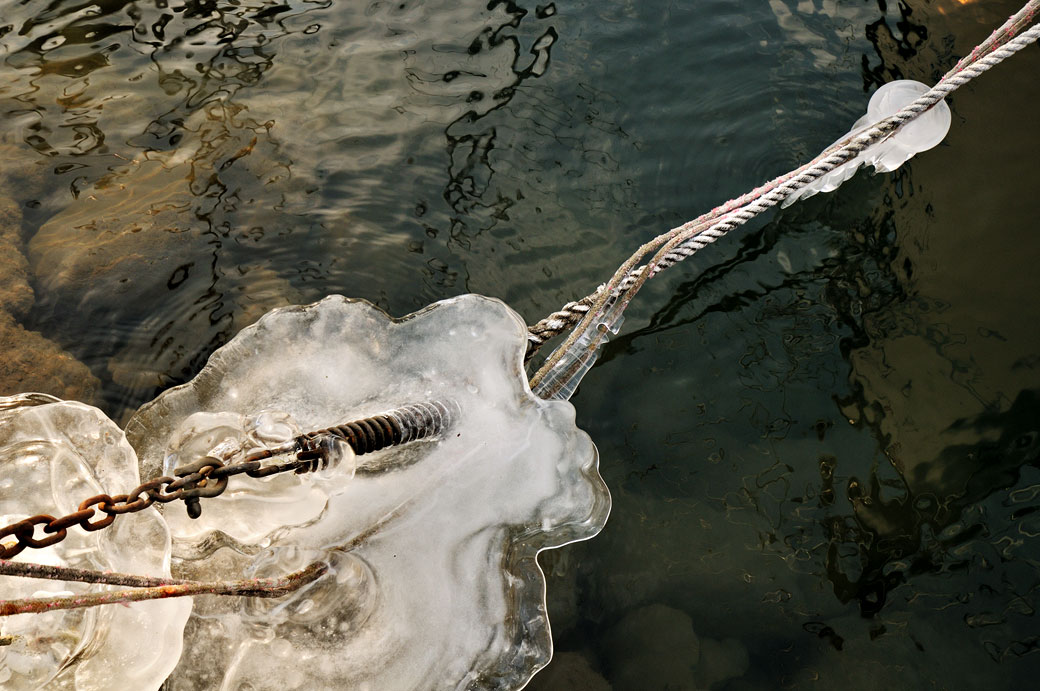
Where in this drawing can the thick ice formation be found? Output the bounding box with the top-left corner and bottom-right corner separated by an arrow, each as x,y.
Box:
145,409 -> 333,545
782,80 -> 952,207
125,294 -> 610,690
0,394 -> 190,690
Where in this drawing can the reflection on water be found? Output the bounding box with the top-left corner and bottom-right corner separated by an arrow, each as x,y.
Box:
2,0 -> 1040,688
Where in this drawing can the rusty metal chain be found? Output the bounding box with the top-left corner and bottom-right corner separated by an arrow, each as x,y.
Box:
0,399 -> 458,560
0,455 -> 283,560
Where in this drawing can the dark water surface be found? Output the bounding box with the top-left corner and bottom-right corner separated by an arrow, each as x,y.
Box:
2,0 -> 1040,688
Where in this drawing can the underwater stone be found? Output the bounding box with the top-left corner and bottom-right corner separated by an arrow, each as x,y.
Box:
0,147 -> 99,403
105,262 -> 303,397
0,142 -> 46,320
27,161 -> 204,319
0,199 -> 34,320
25,159 -> 305,404
0,394 -> 190,690
694,636 -> 750,689
0,313 -> 100,403
125,294 -> 611,690
525,652 -> 611,691
603,604 -> 700,691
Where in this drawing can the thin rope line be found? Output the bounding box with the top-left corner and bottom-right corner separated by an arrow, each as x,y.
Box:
527,3 -> 1040,395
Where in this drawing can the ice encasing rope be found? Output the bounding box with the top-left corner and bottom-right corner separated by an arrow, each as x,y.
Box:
526,1 -> 1040,398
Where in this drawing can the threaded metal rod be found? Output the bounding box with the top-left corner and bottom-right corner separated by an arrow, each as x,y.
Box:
293,399 -> 461,471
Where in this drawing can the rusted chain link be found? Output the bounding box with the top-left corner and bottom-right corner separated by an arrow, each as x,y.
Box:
0,399 -> 459,560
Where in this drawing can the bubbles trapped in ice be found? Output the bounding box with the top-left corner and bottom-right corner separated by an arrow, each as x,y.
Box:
0,394 -> 190,691
782,80 -> 952,207
125,294 -> 611,690
158,409 -> 332,543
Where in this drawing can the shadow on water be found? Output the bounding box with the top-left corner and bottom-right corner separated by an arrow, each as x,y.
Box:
2,0 -> 1040,689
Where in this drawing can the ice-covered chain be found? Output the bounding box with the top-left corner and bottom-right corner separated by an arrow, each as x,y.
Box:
525,13 -> 1040,361
0,399 -> 459,559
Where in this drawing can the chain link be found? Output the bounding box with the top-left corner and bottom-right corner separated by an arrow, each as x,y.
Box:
0,452 -> 305,559
0,399 -> 458,559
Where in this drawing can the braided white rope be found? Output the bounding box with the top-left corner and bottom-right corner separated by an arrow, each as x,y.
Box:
650,23 -> 1040,276
527,16 -> 1040,392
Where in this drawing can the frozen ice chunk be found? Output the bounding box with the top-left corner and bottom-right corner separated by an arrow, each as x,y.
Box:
0,394 -> 190,691
125,294 -> 611,690
153,409 -> 332,544
782,80 -> 952,207
533,295 -> 625,401
854,80 -> 951,173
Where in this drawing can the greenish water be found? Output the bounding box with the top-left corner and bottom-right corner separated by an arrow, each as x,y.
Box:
2,0 -> 1039,688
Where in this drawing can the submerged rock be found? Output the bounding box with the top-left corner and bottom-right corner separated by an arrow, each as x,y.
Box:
0,144 -> 50,321
526,652 -> 611,691
25,158 -> 307,408
0,312 -> 100,402
105,262 -> 303,395
0,199 -> 34,320
603,604 -> 700,691
0,167 -> 100,402
601,603 -> 749,691
27,161 -> 204,321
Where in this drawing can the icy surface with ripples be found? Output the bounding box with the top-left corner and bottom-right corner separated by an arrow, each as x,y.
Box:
0,394 -> 190,691
782,80 -> 952,207
125,294 -> 610,690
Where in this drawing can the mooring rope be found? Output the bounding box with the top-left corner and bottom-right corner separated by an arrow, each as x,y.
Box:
526,1 -> 1040,396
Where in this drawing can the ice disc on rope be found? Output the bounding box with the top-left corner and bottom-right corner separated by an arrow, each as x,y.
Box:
124,294 -> 611,690
0,394 -> 190,691
782,79 -> 952,207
